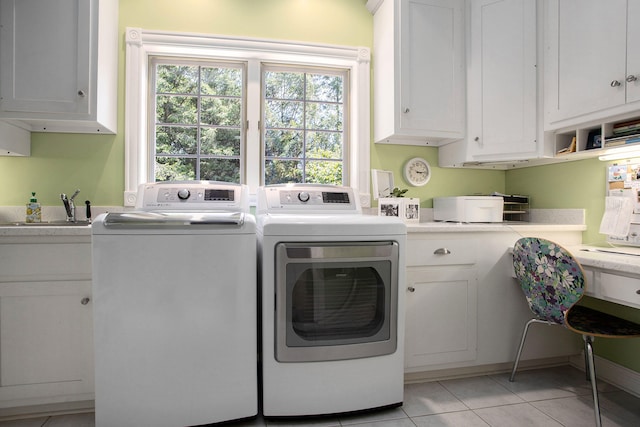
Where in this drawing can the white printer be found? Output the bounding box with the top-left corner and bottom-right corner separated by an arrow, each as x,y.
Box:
433,196 -> 503,223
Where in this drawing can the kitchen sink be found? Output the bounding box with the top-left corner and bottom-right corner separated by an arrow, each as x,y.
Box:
0,221 -> 91,227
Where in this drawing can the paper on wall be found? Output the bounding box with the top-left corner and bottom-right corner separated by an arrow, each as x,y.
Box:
599,196 -> 634,237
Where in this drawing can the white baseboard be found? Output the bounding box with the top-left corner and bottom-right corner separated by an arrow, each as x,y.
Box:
569,354 -> 640,398
406,355 -> 640,400
405,356 -> 572,384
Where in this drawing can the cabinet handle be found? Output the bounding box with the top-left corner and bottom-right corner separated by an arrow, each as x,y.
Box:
627,75 -> 638,83
81,297 -> 90,305
434,248 -> 451,255
474,136 -> 480,142
611,80 -> 622,87
407,286 -> 415,292
636,289 -> 640,295
78,90 -> 86,97
403,108 -> 410,113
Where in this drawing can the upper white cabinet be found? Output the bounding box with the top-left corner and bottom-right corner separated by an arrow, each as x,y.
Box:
544,0 -> 640,130
467,0 -> 538,160
0,0 -> 118,134
368,0 -> 465,146
0,121 -> 29,156
439,0 -> 547,167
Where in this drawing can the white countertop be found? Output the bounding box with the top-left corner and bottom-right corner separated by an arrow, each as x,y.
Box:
0,223 -> 92,238
569,245 -> 640,276
0,220 -> 588,237
406,221 -> 587,233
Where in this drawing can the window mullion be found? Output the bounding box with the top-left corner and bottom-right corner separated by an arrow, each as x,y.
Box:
196,66 -> 202,180
246,59 -> 262,190
301,72 -> 307,183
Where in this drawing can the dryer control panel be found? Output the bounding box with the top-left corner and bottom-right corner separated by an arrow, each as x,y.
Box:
257,184 -> 361,214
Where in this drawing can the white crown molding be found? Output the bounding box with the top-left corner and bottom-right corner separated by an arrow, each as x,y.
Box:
366,0 -> 384,14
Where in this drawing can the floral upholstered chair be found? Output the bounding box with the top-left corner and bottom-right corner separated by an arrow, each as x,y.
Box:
510,237 -> 640,427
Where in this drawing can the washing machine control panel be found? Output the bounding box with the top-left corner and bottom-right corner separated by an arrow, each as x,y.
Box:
136,181 -> 249,212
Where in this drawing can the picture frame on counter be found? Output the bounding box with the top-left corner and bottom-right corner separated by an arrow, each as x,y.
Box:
378,197 -> 420,223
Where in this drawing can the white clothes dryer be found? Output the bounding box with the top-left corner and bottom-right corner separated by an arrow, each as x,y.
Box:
257,184 -> 407,417
92,181 -> 257,427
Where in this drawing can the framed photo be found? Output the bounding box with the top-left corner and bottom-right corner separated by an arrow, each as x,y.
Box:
403,198 -> 420,223
378,198 -> 400,217
378,198 -> 420,223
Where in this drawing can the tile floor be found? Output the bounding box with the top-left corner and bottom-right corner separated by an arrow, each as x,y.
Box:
1,366 -> 639,427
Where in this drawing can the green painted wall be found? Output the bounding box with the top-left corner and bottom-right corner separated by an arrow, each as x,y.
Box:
371,145 -> 505,203
507,160 -> 640,372
506,158 -> 607,245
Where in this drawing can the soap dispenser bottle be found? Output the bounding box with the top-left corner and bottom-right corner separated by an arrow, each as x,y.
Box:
26,192 -> 42,223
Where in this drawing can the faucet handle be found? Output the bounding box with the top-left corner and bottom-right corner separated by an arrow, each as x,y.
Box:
85,200 -> 92,222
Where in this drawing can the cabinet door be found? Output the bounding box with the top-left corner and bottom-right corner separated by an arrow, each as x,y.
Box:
545,0 -> 627,126
0,281 -> 93,398
0,0 -> 90,115
627,0 -> 640,104
399,0 -> 464,137
405,268 -> 477,368
467,0 -> 537,159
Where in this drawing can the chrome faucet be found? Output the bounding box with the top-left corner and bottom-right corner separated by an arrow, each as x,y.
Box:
61,189 -> 80,222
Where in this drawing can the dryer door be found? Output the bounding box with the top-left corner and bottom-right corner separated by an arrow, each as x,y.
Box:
274,241 -> 399,362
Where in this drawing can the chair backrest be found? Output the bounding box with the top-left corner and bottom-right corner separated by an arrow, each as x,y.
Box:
512,237 -> 585,325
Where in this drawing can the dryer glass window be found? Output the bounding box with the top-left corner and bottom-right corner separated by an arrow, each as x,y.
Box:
290,265 -> 387,341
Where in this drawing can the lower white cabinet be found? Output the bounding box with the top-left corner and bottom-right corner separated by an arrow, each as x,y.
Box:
405,268 -> 478,367
405,230 -> 584,376
0,281 -> 93,386
0,236 -> 93,409
405,236 -> 479,370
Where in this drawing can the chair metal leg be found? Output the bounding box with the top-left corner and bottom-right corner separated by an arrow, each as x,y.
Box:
510,319 -> 551,382
584,335 -> 602,427
584,335 -> 591,382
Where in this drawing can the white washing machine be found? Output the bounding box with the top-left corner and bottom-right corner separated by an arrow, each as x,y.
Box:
92,181 -> 257,427
257,184 -> 406,417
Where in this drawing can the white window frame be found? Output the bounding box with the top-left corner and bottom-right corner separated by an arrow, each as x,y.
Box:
124,27 -> 371,207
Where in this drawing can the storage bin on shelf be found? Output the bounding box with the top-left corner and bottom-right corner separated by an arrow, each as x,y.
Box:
503,195 -> 529,222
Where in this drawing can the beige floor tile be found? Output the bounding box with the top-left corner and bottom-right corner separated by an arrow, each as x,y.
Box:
474,402 -> 564,427
402,381 -> 467,417
412,410 -> 490,427
439,376 -> 524,409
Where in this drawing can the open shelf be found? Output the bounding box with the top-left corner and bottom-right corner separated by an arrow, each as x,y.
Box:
552,114 -> 640,160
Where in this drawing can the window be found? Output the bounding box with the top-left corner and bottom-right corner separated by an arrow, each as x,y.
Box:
150,59 -> 245,182
125,28 -> 370,207
263,66 -> 348,185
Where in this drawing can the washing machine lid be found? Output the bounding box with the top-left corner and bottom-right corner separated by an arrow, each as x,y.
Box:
92,212 -> 256,235
102,211 -> 245,227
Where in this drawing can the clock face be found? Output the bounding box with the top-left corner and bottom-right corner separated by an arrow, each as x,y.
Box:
404,157 -> 431,186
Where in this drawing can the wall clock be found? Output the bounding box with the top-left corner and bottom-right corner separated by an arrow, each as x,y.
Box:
403,157 -> 431,187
